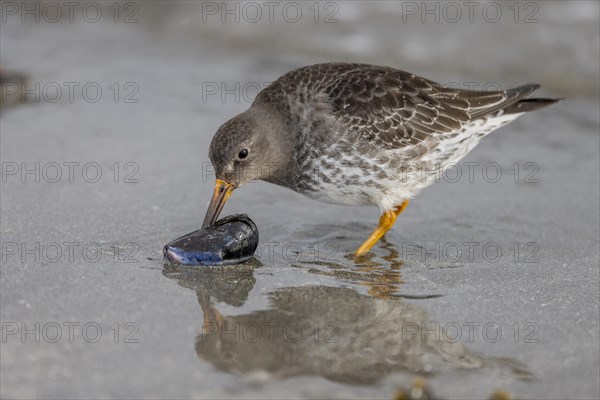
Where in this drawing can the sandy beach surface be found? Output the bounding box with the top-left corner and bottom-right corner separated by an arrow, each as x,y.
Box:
1,1 -> 599,398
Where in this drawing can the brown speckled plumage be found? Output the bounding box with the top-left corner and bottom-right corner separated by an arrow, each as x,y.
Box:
207,62 -> 559,220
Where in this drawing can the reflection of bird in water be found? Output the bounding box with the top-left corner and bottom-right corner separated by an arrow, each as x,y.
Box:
163,265 -> 531,386
297,236 -> 411,299
195,286 -> 484,384
353,236 -> 405,299
393,377 -> 513,400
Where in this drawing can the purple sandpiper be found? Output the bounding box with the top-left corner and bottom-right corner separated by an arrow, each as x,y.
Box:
202,63 -> 560,256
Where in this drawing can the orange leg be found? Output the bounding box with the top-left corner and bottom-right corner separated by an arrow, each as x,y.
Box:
354,200 -> 409,257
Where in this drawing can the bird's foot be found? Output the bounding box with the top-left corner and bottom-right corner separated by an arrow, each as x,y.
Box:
354,200 -> 409,257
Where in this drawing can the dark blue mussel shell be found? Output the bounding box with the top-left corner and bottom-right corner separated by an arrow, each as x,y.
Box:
163,214 -> 259,266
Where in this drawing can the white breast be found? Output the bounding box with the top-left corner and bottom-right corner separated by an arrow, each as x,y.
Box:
297,112 -> 524,212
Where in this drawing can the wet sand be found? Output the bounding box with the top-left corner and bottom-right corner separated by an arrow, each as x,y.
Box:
1,2 -> 599,399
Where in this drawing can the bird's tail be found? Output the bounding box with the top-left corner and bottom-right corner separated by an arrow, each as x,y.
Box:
501,83 -> 562,114
502,97 -> 563,114
468,83 -> 562,119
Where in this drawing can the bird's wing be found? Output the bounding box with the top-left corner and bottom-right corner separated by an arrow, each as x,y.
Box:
313,63 -> 536,149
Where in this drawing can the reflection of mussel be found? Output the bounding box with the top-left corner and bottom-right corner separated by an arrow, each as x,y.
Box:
163,262 -> 258,307
163,263 -> 532,386
164,214 -> 259,266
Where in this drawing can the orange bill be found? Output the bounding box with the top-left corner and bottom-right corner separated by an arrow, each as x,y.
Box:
201,179 -> 235,229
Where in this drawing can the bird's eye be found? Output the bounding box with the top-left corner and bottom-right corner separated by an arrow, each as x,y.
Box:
238,149 -> 249,159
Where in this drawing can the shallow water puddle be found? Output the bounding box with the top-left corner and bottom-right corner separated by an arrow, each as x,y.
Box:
162,258 -> 533,387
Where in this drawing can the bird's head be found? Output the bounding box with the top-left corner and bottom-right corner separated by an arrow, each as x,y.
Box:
202,105 -> 289,228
